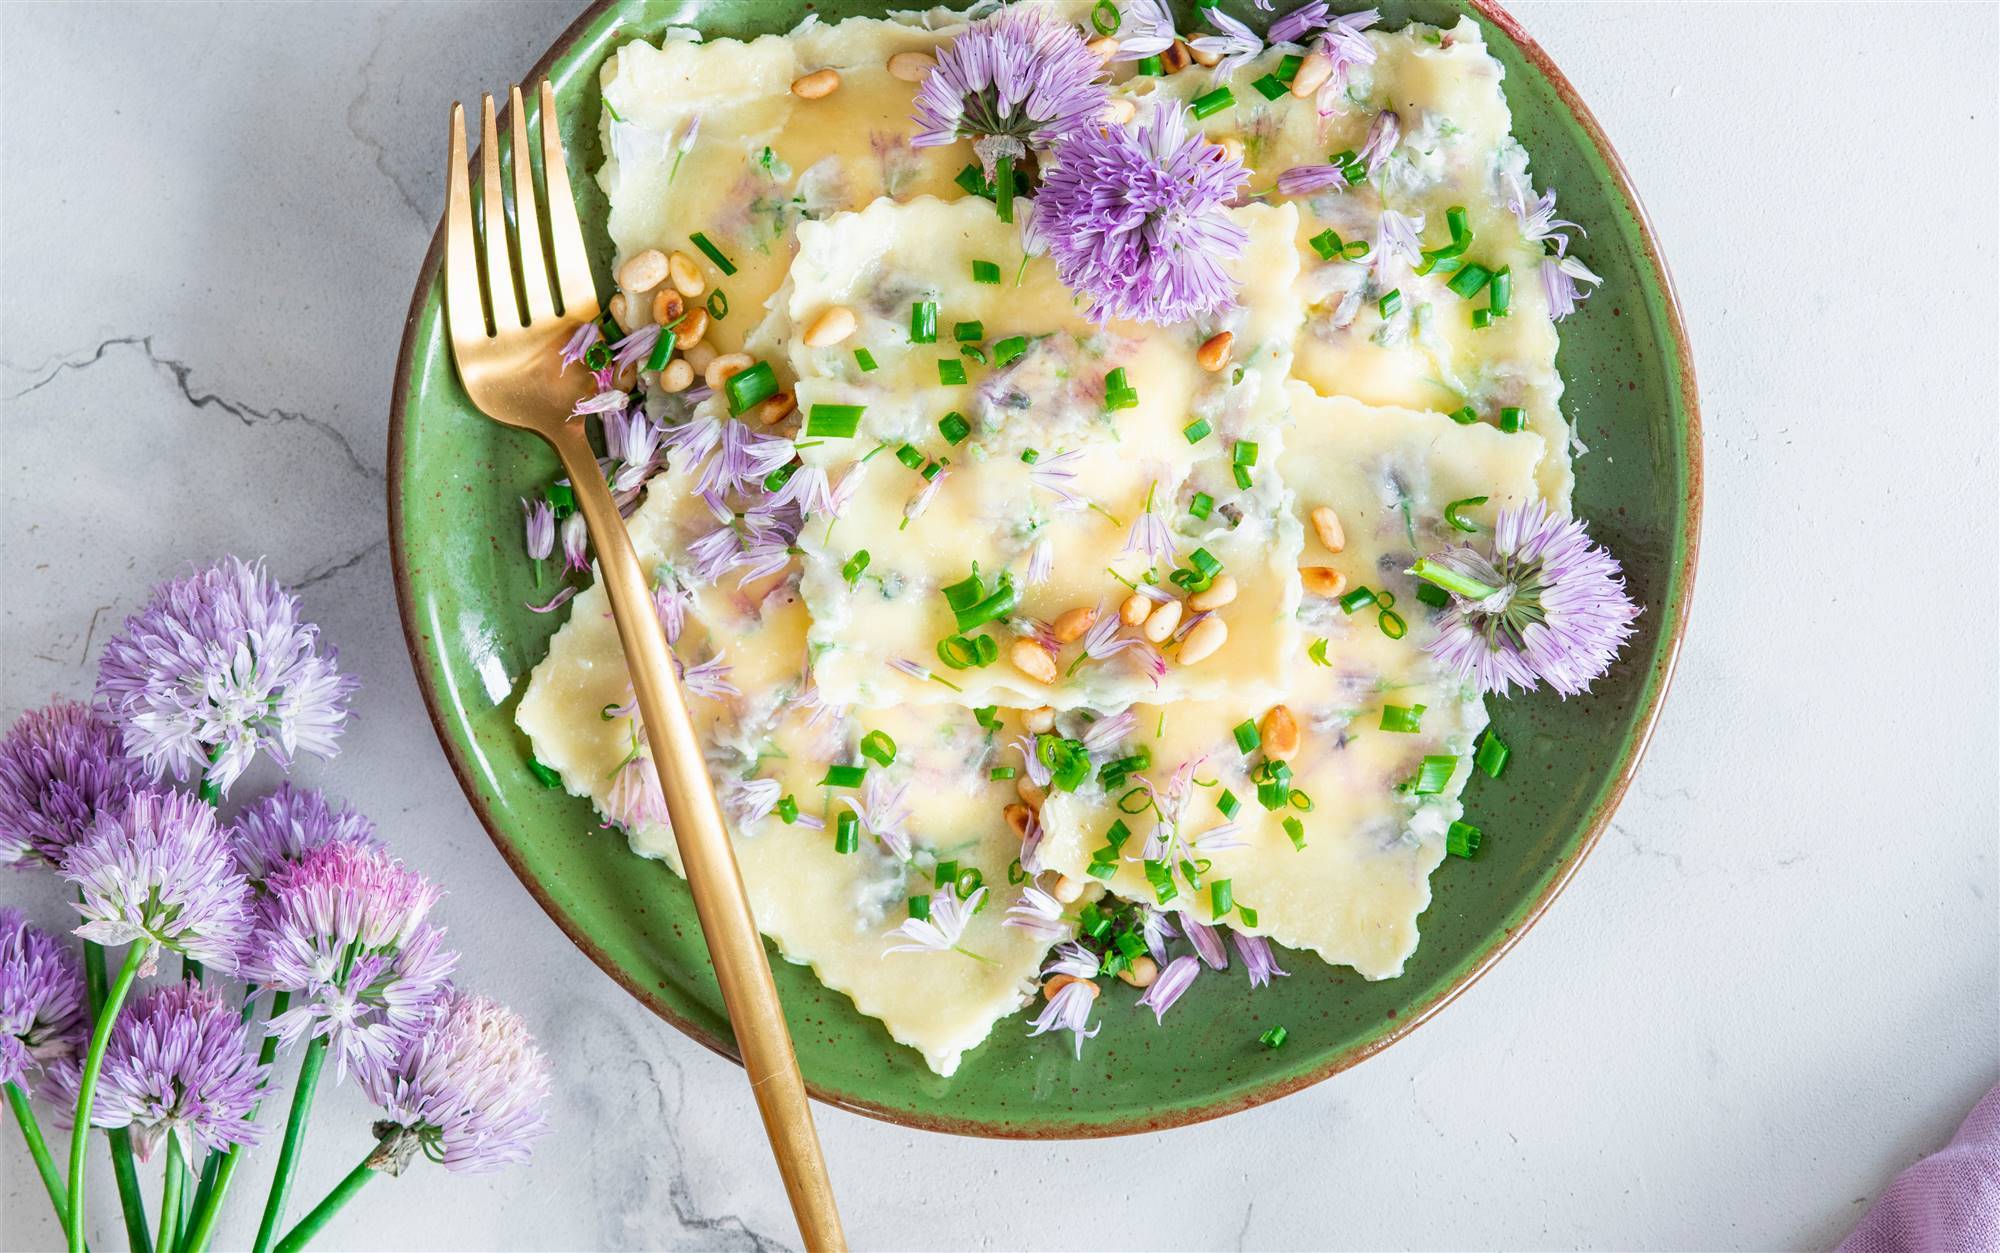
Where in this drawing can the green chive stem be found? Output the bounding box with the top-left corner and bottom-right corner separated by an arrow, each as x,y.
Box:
155,1135 -> 187,1253
1408,557 -> 1499,601
271,1156 -> 377,1253
82,937 -> 152,1253
7,1080 -> 71,1231
68,941 -> 153,1253
251,1036 -> 330,1253
181,990 -> 291,1253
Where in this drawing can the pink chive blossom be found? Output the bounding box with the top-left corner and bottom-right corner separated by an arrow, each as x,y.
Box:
1003,885 -> 1068,944
1136,953 -> 1201,1023
888,658 -> 938,685
605,753 -> 668,834
1012,735 -> 1053,788
0,701 -> 145,870
1137,907 -> 1178,964
662,411 -> 723,475
526,586 -> 578,614
903,468 -> 949,522
842,774 -> 913,861
1026,977 -> 1099,1058
686,520 -> 743,586
1027,448 -> 1087,510
1234,932 -> 1290,988
560,512 -> 590,575
1080,708 -> 1136,757
558,322 -> 601,371
609,324 -> 660,370
96,557 -> 357,797
733,535 -> 795,586
604,407 -> 663,494
1543,255 -> 1603,321
1190,819 -> 1247,853
1190,8 -> 1264,79
1017,805 -> 1046,875
698,420 -> 794,500
1358,109 -> 1400,174
1112,0 -> 1176,60
1182,917 -> 1230,970
884,883 -> 986,957
229,782 -> 381,884
910,5 -> 1109,177
64,789 -> 253,975
721,775 -> 783,829
1313,8 -> 1381,115
1503,173 -> 1585,252
1043,941 -> 1100,980
1275,164 -> 1351,197
1269,1 -> 1329,46
1024,536 -> 1053,587
652,574 -> 692,644
0,909 -> 88,1087
1373,209 -> 1425,283
360,992 -> 551,1175
1122,486 -> 1178,566
571,388 -> 629,418
1418,499 -> 1639,697
520,497 -> 555,562
675,653 -> 737,702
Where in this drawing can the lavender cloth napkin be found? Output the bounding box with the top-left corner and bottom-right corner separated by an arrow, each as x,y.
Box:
1840,1082 -> 2000,1252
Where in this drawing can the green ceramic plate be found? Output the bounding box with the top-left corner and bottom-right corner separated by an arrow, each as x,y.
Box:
389,0 -> 1700,1136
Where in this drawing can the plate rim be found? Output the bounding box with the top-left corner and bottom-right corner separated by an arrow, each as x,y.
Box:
386,0 -> 1703,1139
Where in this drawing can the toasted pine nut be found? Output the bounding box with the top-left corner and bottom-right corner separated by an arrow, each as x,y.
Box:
1004,802 -> 1034,840
1141,599 -> 1183,643
1023,706 -> 1057,735
1050,874 -> 1084,904
608,292 -> 629,330
668,251 -> 705,298
652,289 -> 685,326
1016,776 -> 1046,810
1301,566 -> 1347,597
1010,639 -> 1058,685
1161,40 -> 1192,73
684,341 -> 718,375
1187,42 -> 1221,67
658,359 -> 694,392
886,50 -> 936,81
751,390 -> 796,426
1177,614 -> 1228,664
1117,955 -> 1160,988
1188,574 -> 1238,612
1103,97 -> 1137,126
791,68 -> 840,99
1197,331 -> 1234,373
1291,50 -> 1333,97
803,306 -> 857,348
704,351 -> 752,392
1044,974 -> 1099,1001
1259,704 -> 1301,761
676,307 -> 710,349
1085,35 -> 1119,62
1310,506 -> 1346,553
616,248 -> 669,292
1119,592 -> 1151,626
1052,606 -> 1097,643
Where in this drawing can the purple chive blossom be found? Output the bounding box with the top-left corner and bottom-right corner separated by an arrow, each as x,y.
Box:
1027,449 -> 1086,510
1503,173 -> 1585,251
560,512 -> 590,575
1182,917 -> 1230,970
1026,977 -> 1099,1058
571,388 -> 629,419
1074,611 -> 1161,682
887,657 -> 937,686
229,782 -> 381,884
842,775 -> 913,861
903,468 -> 949,522
1313,8 -> 1381,113
1190,8 -> 1263,79
1043,941 -> 1100,980
0,909 -> 88,1087
911,5 -> 1109,176
663,410 -> 724,475
1275,164 -> 1350,196
1543,255 -> 1603,321
1269,1 -> 1329,46
698,421 -> 794,500
733,536 -> 795,586
0,701 -> 145,870
526,587 -> 578,615
884,884 -> 986,957
360,992 -> 551,1175
675,653 -> 738,702
1011,735 -> 1053,789
256,839 -> 455,1084
1190,819 -> 1246,853
1081,708 -> 1136,757
1024,536 -> 1053,587
1372,208 -> 1425,283
65,979 -> 268,1162
605,754 -> 668,834
721,775 -> 782,829
610,324 -> 661,370
64,790 -> 253,974
686,522 -> 743,586
559,322 -> 601,371
767,464 -> 835,518
1233,932 -> 1290,988
1032,107 -> 1249,326
1138,907 -> 1178,964
521,497 -> 555,563
1122,487 -> 1178,565
1003,885 -> 1069,944
1358,109 -> 1400,174
1136,953 -> 1200,1023
1419,499 -> 1639,697
1112,0 -> 1177,60
652,574 -> 693,644
605,408 -> 663,494
96,557 -> 357,797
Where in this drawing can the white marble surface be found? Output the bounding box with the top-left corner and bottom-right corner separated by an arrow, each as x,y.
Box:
2,2 -> 1995,1249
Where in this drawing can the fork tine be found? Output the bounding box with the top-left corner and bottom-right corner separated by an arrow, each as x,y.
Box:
539,80 -> 600,321
509,85 -> 557,325
444,103 -> 490,346
480,93 -> 523,328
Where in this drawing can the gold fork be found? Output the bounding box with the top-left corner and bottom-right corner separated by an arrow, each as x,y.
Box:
443,83 -> 845,1252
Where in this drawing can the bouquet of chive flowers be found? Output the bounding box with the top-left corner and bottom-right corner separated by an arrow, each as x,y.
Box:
0,557 -> 551,1253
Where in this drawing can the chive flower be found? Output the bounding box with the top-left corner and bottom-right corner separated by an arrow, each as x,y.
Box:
560,512 -> 590,575
1372,208 -> 1424,283
1233,932 -> 1289,988
1024,536 -> 1054,587
675,654 -> 738,702
95,557 -> 357,798
1358,108 -> 1400,174
1181,916 -> 1229,970
1136,953 -> 1200,1023
1414,499 -> 1640,697
1309,7 -> 1380,113
229,782 -> 382,885
1026,448 -> 1086,510
605,754 -> 668,835
1137,906 -> 1177,964
1111,0 -> 1176,61
0,701 -> 145,870
1189,7 -> 1263,78
361,992 -> 551,1175
883,882 -> 986,957
558,323 -> 601,372
1043,941 -> 1100,980
1003,885 -> 1068,944
720,775 -> 783,829
1543,255 -> 1603,321
1122,485 -> 1178,566
0,909 -> 88,1088
841,774 -> 913,862
910,5 -> 1109,179
520,497 -> 555,563
653,574 -> 693,645
1268,1 -> 1329,46
1026,973 -> 1099,1058
63,789 -> 253,974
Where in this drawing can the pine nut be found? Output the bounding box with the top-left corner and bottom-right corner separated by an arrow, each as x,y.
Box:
1187,42 -> 1221,68
659,359 -> 694,392
1043,974 -> 1098,1000
617,248 -> 669,292
704,351 -> 752,392
652,289 -> 685,326
886,51 -> 935,82
1085,35 -> 1119,62
608,292 -> 629,330
1117,955 -> 1159,988
1259,704 -> 1300,761
1310,506 -> 1346,553
1103,97 -> 1137,126
1016,776 -> 1046,810
1301,566 -> 1346,597
1010,638 -> 1058,684
677,307 -> 710,349
1023,706 -> 1057,734
1119,592 -> 1151,626
1177,614 -> 1228,664
1161,40 -> 1192,73
1188,574 -> 1237,612
1291,50 -> 1333,98
1196,331 -> 1233,372
1141,599 -> 1182,643
1052,606 -> 1097,643
684,341 -> 718,375
791,68 -> 840,99
751,390 -> 795,426
1004,802 -> 1034,840
1050,874 -> 1084,904
803,306 -> 857,348
668,251 -> 705,298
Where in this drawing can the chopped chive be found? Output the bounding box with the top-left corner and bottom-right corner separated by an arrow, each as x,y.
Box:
1444,495 -> 1489,534
1217,789 -> 1240,818
1282,815 -> 1306,850
1380,704 -> 1426,733
544,481 -> 575,516
1136,53 -> 1164,75
1232,719 -> 1261,754
1092,0 -> 1120,34
933,859 -> 959,888
763,462 -> 800,493
805,404 -> 865,437
1308,229 -> 1340,261
938,412 -> 971,444
1446,263 -> 1494,299
1191,86 -> 1235,119
1471,307 -> 1495,328
935,633 -> 990,670
859,730 -> 897,766
992,335 -> 1029,366
1183,418 -> 1213,443
960,344 -> 988,365
1447,820 -> 1482,858
1189,491 -> 1215,520
1446,206 -> 1469,240
1144,858 -> 1178,904
689,232 -> 737,276
1499,406 -> 1527,433
1415,582 -> 1450,608
1275,52 -> 1302,81
1232,441 -> 1259,467
973,705 -> 1001,730
1233,464 -> 1254,490
1087,859 -> 1119,881
1238,905 -> 1258,928
1307,637 -> 1331,666
1210,879 -> 1234,919
1450,405 -> 1479,425
584,340 -> 612,371
955,162 -> 994,200
1259,1025 -> 1288,1049
842,549 -> 870,584
1338,586 -> 1377,613
821,763 -> 866,788
724,361 -> 777,415
1188,548 -> 1222,577
1019,448 -> 1039,465
908,894 -> 932,920
971,259 -> 1002,284
895,444 -> 924,470
833,811 -> 860,854
1379,609 -> 1407,639
646,328 -> 677,372
854,347 -> 879,372
1105,819 -> 1132,852
921,459 -> 943,482
954,320 -> 984,342
994,154 -> 1016,224
1007,858 -> 1028,884
937,358 -> 967,385
1412,755 -> 1457,796
1289,789 -> 1313,812
1252,72 -> 1290,100
1489,266 -> 1512,316
1114,931 -> 1146,961
777,794 -> 799,824
706,289 -> 729,320
989,765 -> 1018,780
1378,288 -> 1403,318
526,757 -> 562,788
1475,730 -> 1510,778
910,301 -> 938,344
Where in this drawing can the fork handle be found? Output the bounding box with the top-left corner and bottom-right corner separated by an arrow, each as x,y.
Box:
546,420 -> 847,1252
